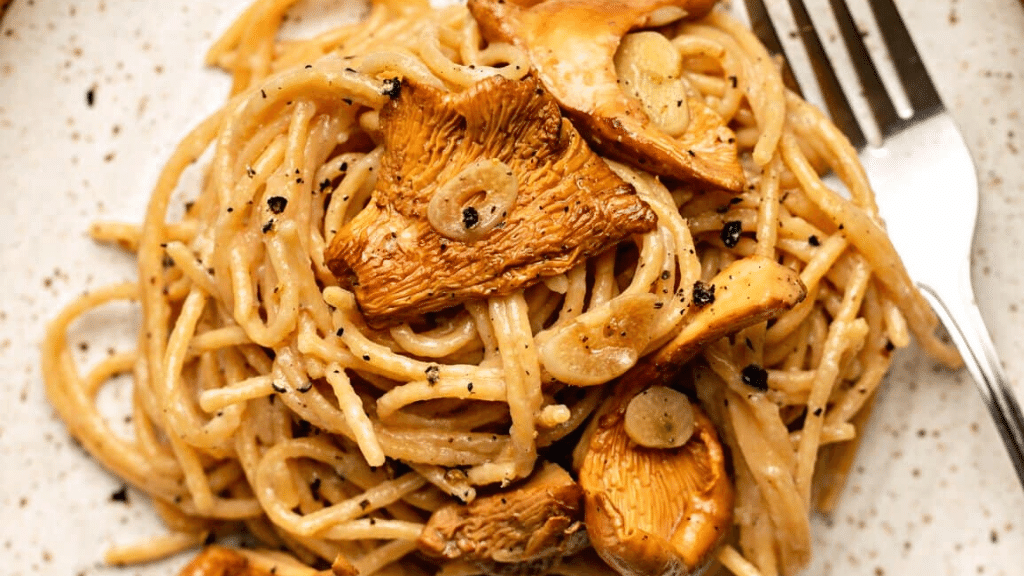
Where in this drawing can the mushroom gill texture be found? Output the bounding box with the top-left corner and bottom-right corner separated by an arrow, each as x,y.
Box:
579,375 -> 733,576
417,462 -> 588,576
325,74 -> 658,323
467,0 -> 745,192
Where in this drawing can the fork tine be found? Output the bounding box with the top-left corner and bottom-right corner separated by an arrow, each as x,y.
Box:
785,0 -> 867,149
866,0 -> 943,116
829,0 -> 904,138
742,0 -> 804,95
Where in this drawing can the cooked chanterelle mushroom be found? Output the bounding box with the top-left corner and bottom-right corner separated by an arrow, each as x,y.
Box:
418,462 -> 587,575
644,255 -> 807,379
178,547 -> 261,576
468,0 -> 745,191
579,375 -> 733,576
177,546 -> 359,576
325,74 -> 657,323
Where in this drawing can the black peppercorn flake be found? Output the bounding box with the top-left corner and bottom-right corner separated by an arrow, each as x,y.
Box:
262,219 -> 275,233
110,485 -> 129,503
741,364 -> 769,391
425,364 -> 440,385
692,281 -> 716,308
381,77 -> 402,99
808,234 -> 820,247
721,220 -> 743,248
293,419 -> 312,438
267,196 -> 288,214
423,362 -> 440,385
462,206 -> 480,229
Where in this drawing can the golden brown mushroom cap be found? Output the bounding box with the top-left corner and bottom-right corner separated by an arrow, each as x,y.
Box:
572,256 -> 805,576
468,0 -> 745,191
579,380 -> 733,576
325,74 -> 658,323
418,462 -> 588,575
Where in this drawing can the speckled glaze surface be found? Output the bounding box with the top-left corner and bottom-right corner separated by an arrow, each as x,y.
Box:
1,1 -> 1022,575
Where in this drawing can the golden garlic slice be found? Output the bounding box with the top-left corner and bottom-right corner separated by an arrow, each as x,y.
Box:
427,158 -> 519,243
538,293 -> 660,386
615,31 -> 690,138
623,385 -> 696,449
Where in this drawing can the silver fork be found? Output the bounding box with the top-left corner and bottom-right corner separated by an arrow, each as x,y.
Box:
743,0 -> 1024,488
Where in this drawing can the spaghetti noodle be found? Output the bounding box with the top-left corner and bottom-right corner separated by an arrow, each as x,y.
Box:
42,1 -> 960,575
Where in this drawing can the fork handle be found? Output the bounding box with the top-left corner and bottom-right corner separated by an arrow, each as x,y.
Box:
919,268 -> 1024,489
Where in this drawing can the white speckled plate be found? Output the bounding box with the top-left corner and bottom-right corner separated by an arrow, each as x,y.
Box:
2,1 -> 1023,575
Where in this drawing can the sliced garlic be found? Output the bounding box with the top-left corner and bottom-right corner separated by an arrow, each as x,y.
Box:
615,31 -> 690,138
538,292 -> 659,386
427,158 -> 518,243
624,385 -> 696,449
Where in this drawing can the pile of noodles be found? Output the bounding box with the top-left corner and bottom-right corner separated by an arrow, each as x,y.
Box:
42,1 -> 959,575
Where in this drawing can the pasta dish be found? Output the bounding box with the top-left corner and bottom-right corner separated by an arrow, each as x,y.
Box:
41,0 -> 961,575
